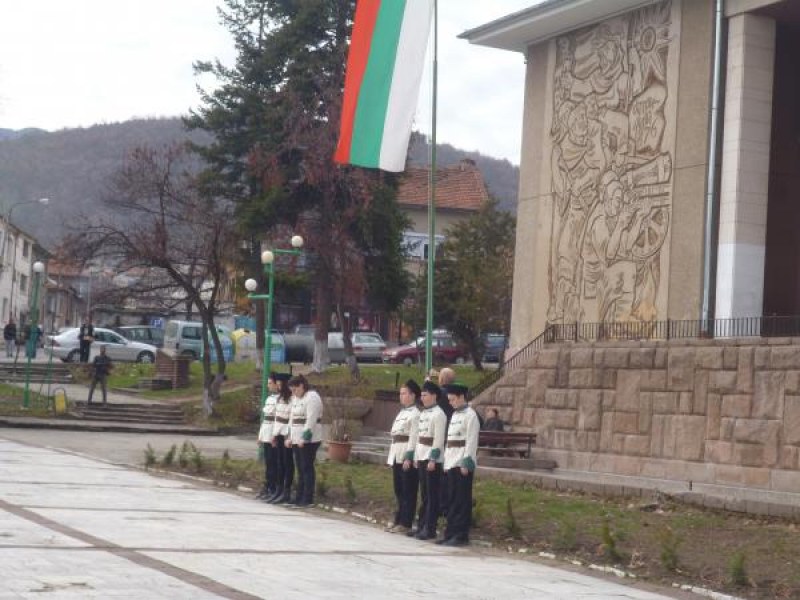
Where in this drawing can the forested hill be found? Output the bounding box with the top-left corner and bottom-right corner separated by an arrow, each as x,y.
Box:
0,119 -> 518,248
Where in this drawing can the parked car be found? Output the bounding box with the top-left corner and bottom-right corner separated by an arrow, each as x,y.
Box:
482,333 -> 508,363
382,330 -> 466,366
163,320 -> 233,360
329,332 -> 387,363
114,325 -> 164,348
284,325 -> 347,364
47,327 -> 157,363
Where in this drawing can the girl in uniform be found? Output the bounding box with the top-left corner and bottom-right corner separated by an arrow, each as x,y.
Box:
256,374 -> 279,500
266,372 -> 293,503
385,379 -> 421,534
287,375 -> 323,507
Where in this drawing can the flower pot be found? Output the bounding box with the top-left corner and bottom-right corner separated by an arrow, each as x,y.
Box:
327,440 -> 353,463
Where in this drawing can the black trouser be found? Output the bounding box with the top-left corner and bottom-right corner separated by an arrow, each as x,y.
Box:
392,462 -> 419,528
274,435 -> 293,494
416,460 -> 442,535
79,341 -> 91,363
262,442 -> 278,493
444,467 -> 474,541
293,442 -> 320,504
88,375 -> 107,404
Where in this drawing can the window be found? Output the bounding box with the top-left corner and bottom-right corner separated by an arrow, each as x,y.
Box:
22,241 -> 30,258
19,274 -> 27,293
183,326 -> 202,340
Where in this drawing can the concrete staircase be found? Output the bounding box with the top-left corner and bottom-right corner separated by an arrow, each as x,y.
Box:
0,362 -> 74,384
73,401 -> 187,425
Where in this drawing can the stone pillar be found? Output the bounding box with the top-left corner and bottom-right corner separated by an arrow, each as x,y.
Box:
715,14 -> 775,319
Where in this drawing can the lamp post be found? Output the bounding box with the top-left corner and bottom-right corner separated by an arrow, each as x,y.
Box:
2,198 -> 49,321
23,261 -> 45,409
245,234 -> 303,408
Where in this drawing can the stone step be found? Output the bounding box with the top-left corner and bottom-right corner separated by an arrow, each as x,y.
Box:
79,412 -> 187,425
0,376 -> 73,384
74,401 -> 183,413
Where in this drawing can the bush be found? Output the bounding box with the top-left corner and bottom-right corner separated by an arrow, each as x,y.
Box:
161,445 -> 177,467
729,550 -> 748,587
601,518 -> 622,563
657,526 -> 682,572
144,444 -> 157,469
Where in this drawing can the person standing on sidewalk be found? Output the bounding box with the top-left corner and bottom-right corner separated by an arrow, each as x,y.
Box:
256,373 -> 280,500
413,380 -> 447,540
438,383 -> 479,547
87,345 -> 113,405
79,316 -> 94,363
286,375 -> 323,507
3,319 -> 16,359
267,373 -> 293,504
385,379 -> 421,534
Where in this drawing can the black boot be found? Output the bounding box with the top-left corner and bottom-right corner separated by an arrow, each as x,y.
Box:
274,491 -> 292,504
265,487 -> 283,503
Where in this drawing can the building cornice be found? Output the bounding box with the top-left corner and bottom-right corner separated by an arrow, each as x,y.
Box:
459,0 -> 661,52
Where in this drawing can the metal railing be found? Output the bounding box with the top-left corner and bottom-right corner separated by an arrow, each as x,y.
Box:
470,315 -> 800,399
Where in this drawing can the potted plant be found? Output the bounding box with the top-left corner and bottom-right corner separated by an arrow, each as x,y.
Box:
326,398 -> 354,463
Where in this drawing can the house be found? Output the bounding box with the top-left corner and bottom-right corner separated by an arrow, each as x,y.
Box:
0,221 -> 47,325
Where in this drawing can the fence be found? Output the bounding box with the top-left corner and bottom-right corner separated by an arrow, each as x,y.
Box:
470,315 -> 800,400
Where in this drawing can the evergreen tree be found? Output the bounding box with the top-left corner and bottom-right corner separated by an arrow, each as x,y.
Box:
187,0 -> 408,374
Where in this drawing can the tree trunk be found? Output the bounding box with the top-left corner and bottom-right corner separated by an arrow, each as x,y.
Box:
311,281 -> 332,373
337,304 -> 360,381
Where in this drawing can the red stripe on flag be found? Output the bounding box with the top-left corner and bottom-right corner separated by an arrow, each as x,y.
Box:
334,0 -> 382,165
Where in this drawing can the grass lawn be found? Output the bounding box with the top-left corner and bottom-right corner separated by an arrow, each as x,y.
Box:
145,449 -> 800,600
0,383 -> 53,416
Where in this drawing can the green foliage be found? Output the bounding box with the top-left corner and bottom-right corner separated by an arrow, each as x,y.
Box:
144,444 -> 157,469
344,475 -> 357,504
601,518 -> 622,563
657,526 -> 682,572
178,441 -> 194,469
410,200 -> 515,369
729,550 -> 748,587
161,445 -> 177,467
553,520 -> 578,552
505,497 -> 522,539
190,446 -> 205,473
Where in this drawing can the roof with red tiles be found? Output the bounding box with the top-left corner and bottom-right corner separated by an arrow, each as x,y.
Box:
397,159 -> 489,212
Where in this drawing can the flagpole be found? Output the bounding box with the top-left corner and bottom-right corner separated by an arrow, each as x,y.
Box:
425,0 -> 438,375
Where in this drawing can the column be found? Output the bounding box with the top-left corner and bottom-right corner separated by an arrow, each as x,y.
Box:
715,14 -> 775,319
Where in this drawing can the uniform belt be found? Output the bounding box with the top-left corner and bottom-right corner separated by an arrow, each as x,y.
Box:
275,417 -> 289,424
446,439 -> 466,448
392,435 -> 409,443
292,419 -> 306,425
418,436 -> 434,446
264,417 -> 276,422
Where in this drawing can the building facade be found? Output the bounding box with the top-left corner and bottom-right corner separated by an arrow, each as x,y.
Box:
464,0 -> 800,351
0,223 -> 44,325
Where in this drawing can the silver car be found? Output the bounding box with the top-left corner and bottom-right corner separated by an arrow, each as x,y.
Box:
47,327 -> 158,363
329,332 -> 387,363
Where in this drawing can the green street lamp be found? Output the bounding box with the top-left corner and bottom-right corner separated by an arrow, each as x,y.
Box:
245,234 -> 304,408
23,260 -> 45,409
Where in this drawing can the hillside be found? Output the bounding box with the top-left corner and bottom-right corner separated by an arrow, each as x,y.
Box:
0,119 -> 518,248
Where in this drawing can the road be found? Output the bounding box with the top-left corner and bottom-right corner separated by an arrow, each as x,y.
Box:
0,429 -> 691,599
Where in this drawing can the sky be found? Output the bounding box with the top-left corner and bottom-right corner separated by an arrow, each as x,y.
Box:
0,1 -> 538,164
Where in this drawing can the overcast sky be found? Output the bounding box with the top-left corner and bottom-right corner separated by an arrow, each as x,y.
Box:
0,1 -> 537,164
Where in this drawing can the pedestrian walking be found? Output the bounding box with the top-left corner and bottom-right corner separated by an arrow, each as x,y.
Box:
266,372 -> 294,504
438,382 -> 479,547
412,380 -> 447,540
87,345 -> 113,405
3,319 -> 16,359
79,316 -> 94,363
385,379 -> 421,534
256,373 -> 281,500
286,375 -> 323,507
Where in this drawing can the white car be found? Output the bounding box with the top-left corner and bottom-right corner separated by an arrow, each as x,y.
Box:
47,327 -> 158,363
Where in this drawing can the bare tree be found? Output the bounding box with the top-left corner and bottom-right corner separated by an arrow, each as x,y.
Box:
66,143 -> 238,413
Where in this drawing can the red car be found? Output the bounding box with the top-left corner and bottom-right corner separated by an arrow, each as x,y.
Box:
382,332 -> 467,366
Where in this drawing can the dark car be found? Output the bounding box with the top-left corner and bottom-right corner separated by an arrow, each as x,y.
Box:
114,325 -> 165,348
382,331 -> 466,366
482,333 -> 508,363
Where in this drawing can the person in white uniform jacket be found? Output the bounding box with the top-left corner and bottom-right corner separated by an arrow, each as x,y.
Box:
286,374 -> 323,507
265,372 -> 293,504
256,374 -> 280,500
385,379 -> 421,534
438,383 -> 480,547
412,380 -> 448,540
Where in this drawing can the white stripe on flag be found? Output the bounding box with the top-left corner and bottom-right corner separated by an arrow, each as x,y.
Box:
379,0 -> 434,172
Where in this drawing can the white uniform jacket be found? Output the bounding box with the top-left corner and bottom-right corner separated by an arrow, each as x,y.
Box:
289,390 -> 323,444
443,405 -> 480,471
257,393 -> 278,443
271,399 -> 292,440
386,405 -> 420,465
414,404 -> 447,463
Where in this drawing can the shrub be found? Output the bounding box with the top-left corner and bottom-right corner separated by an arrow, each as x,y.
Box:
729,550 -> 748,587
657,526 -> 682,572
601,518 -> 622,563
144,444 -> 157,469
345,476 -> 357,504
505,498 -> 522,539
161,445 -> 177,467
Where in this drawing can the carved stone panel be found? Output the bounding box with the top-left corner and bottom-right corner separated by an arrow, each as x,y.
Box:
545,1 -> 679,325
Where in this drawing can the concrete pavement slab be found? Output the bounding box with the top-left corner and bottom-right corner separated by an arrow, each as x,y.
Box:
0,435 -> 688,599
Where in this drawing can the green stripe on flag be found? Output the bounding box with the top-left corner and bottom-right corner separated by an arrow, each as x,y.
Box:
350,0 -> 407,167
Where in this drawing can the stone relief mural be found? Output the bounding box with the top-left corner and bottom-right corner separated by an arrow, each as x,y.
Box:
547,1 -> 675,325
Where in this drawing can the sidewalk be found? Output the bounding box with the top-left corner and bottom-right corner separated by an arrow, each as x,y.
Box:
0,437 -> 689,600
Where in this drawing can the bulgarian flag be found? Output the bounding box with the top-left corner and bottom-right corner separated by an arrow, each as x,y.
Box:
334,0 -> 434,172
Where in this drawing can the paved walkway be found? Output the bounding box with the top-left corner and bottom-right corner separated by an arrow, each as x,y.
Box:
0,435 -> 689,600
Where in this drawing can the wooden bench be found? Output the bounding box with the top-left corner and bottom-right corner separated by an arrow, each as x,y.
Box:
478,431 -> 537,459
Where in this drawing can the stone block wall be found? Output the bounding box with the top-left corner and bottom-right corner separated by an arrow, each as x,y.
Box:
474,338 -> 800,493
